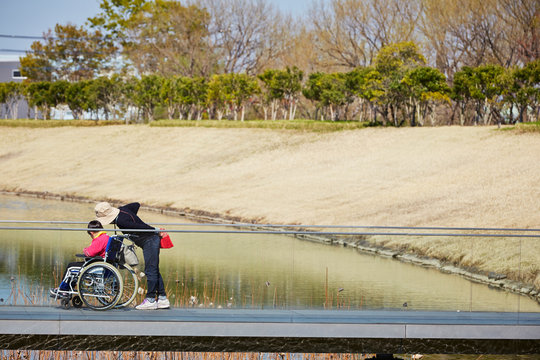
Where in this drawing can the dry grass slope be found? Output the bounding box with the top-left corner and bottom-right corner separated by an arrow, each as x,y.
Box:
0,125 -> 539,288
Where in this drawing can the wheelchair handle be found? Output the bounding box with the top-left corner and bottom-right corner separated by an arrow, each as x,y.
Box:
112,234 -> 136,246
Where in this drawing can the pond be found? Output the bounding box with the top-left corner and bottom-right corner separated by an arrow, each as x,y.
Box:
0,194 -> 539,312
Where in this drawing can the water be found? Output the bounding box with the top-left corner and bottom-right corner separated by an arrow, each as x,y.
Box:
0,194 -> 539,312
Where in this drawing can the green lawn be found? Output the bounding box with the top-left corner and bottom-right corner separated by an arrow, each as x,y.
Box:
0,119 -> 124,128
150,119 -> 370,132
0,118 -> 370,132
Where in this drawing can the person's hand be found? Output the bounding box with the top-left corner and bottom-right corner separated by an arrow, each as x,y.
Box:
159,227 -> 168,238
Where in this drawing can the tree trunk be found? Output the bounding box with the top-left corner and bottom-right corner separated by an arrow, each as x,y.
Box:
482,99 -> 490,125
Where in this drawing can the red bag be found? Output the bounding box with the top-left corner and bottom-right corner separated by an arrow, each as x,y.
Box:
160,233 -> 173,249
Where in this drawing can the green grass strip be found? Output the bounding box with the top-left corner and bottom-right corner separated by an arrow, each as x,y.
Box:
150,119 -> 370,132
499,121 -> 540,133
0,119 -> 124,128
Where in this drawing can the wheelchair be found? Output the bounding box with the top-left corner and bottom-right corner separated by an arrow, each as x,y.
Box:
52,234 -> 139,311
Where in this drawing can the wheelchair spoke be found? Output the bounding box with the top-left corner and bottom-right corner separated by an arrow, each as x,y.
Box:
115,263 -> 139,308
77,262 -> 123,310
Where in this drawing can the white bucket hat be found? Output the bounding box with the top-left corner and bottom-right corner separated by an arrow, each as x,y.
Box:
94,202 -> 120,225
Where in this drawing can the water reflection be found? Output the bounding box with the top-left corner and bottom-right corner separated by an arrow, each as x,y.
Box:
0,194 -> 539,311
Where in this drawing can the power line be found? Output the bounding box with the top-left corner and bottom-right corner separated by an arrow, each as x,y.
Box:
0,33 -> 123,42
0,49 -> 29,53
0,34 -> 46,40
1,225 -> 539,238
1,220 -> 540,232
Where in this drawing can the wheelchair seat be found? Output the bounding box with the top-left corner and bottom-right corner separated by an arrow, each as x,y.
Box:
104,235 -> 124,264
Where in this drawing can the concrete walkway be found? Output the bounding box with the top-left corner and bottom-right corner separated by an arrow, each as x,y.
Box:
1,306 -> 539,354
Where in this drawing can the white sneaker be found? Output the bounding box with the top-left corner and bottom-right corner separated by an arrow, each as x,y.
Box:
157,297 -> 170,309
136,298 -> 158,310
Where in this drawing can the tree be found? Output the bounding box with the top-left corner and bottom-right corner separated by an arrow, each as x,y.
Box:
160,77 -> 180,120
420,0 -> 539,78
65,81 -> 90,120
374,42 -> 426,126
400,66 -> 450,126
257,67 -> 303,120
206,73 -> 258,121
500,0 -> 540,65
124,0 -> 216,77
196,0 -> 289,75
49,81 -> 69,114
0,82 -> 24,119
89,0 -> 149,41
20,24 -> 117,82
271,23 -> 319,74
19,41 -> 53,82
345,67 -> 384,123
451,66 -> 476,125
207,74 -> 230,120
24,82 -> 53,119
119,77 -> 139,123
258,69 -> 281,120
185,77 -> 208,121
452,65 -> 507,125
303,72 -> 351,121
167,76 -> 209,120
273,67 -> 304,120
85,76 -> 124,120
473,65 -> 507,125
0,83 -> 6,118
226,73 -> 259,121
309,0 -> 421,70
505,59 -> 540,123
133,75 -> 163,122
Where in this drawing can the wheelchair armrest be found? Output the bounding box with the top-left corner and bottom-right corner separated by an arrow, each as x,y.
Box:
77,254 -> 102,262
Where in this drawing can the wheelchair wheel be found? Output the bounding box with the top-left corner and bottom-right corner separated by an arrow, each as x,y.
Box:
115,263 -> 139,308
77,262 -> 123,311
61,298 -> 71,309
72,295 -> 83,308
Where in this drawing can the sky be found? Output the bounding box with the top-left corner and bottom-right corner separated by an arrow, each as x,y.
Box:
0,0 -> 315,61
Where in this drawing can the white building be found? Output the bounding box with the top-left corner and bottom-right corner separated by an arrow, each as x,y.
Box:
0,59 -> 37,119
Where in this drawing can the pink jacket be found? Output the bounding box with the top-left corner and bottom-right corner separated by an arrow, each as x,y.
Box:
84,232 -> 109,257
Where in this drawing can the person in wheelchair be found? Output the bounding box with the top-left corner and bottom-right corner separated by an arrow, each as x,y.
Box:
95,201 -> 170,310
49,220 -> 109,298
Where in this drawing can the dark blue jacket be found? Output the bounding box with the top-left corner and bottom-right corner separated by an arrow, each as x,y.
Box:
113,202 -> 156,246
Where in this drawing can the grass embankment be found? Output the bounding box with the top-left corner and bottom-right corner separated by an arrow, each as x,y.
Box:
2,118 -> 537,133
0,118 -> 369,132
0,119 -> 124,127
0,123 -> 539,291
150,119 -> 370,132
513,121 -> 540,133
